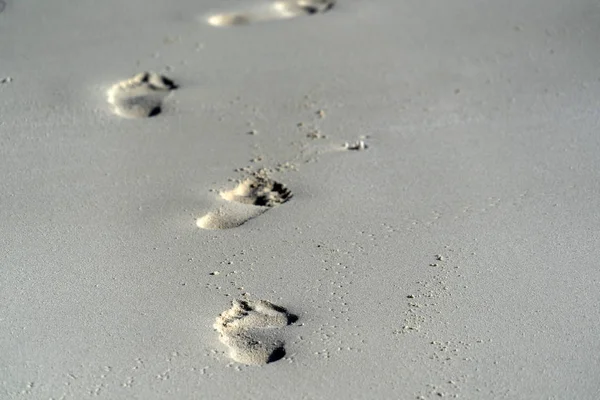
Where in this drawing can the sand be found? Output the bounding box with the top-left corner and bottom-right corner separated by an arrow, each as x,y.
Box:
1,0 -> 600,399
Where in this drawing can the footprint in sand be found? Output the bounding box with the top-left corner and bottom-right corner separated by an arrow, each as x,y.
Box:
197,175 -> 292,229
106,72 -> 177,118
207,0 -> 335,27
214,300 -> 297,365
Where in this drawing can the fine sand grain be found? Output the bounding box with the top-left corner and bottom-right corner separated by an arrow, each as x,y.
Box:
2,0 -> 600,398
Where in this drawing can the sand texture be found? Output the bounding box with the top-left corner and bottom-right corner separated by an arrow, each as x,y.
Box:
1,0 -> 600,399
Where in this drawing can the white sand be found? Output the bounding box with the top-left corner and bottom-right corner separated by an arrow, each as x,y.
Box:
1,0 -> 600,398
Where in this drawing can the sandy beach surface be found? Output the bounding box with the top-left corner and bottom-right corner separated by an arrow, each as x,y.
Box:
1,0 -> 600,398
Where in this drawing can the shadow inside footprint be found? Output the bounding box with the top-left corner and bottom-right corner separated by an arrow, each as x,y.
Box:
267,346 -> 286,363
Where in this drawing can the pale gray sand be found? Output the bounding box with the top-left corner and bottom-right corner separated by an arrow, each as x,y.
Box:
1,0 -> 600,399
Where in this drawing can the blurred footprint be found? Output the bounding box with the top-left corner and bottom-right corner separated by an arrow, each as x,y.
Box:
107,72 -> 177,118
206,0 -> 335,27
197,175 -> 292,229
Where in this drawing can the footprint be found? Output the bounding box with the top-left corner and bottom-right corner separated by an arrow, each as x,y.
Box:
197,176 -> 292,229
206,0 -> 335,27
214,300 -> 297,365
106,72 -> 177,118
